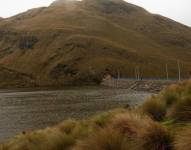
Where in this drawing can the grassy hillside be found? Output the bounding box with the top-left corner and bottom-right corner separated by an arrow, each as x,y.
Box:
0,0 -> 191,86
1,80 -> 191,150
0,66 -> 35,88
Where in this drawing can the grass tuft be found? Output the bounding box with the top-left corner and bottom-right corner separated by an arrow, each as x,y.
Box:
111,112 -> 151,135
168,97 -> 191,122
141,97 -> 166,121
74,127 -> 140,150
140,122 -> 174,150
175,126 -> 191,150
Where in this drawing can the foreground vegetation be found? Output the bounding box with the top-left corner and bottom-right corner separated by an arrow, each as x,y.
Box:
1,80 -> 191,150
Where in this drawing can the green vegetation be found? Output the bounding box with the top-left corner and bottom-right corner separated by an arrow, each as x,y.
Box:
1,80 -> 191,150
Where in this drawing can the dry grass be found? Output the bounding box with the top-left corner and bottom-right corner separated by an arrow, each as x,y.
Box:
140,122 -> 174,150
1,128 -> 75,150
141,96 -> 167,121
168,97 -> 191,122
161,89 -> 179,106
57,119 -> 78,135
74,111 -> 174,150
90,108 -> 126,128
142,80 -> 191,122
73,128 -> 138,150
175,126 -> 191,150
111,112 -> 151,135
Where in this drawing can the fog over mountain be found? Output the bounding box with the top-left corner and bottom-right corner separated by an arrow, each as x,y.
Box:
0,0 -> 191,26
128,0 -> 191,27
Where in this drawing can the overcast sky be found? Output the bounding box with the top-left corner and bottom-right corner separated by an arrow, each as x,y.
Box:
0,0 -> 190,27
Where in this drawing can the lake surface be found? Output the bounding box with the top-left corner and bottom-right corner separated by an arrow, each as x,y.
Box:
0,87 -> 151,141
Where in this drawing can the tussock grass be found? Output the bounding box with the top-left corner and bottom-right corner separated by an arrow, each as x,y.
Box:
141,96 -> 167,121
90,108 -> 126,128
111,112 -> 151,135
57,119 -> 78,135
73,128 -> 136,150
141,80 -> 191,122
74,111 -> 174,150
140,122 -> 174,150
1,127 -> 75,150
168,97 -> 191,122
175,126 -> 191,150
161,89 -> 179,106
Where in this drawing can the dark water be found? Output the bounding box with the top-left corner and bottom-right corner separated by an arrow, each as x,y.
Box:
0,87 -> 151,141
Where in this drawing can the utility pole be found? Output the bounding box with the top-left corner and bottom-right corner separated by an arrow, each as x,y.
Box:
137,66 -> 140,80
135,66 -> 140,80
177,60 -> 181,81
166,64 -> 169,80
135,67 -> 137,80
115,70 -> 120,88
117,70 -> 120,80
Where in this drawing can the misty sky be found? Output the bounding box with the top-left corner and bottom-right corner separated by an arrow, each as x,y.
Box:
0,0 -> 190,27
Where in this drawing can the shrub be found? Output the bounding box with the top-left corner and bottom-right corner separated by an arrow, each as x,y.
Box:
168,97 -> 191,122
141,97 -> 166,121
175,126 -> 191,150
140,122 -> 174,150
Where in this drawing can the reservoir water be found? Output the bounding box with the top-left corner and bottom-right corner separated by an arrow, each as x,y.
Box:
0,87 -> 151,141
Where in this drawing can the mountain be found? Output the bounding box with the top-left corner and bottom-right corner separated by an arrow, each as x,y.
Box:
0,0 -> 191,87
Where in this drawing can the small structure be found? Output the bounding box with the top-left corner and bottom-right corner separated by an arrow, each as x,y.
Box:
103,74 -> 113,81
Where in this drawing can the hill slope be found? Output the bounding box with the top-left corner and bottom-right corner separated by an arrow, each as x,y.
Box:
0,0 -> 191,87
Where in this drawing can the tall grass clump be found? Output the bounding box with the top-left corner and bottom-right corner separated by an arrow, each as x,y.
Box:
73,128 -> 138,150
139,122 -> 174,150
74,112 -> 151,150
161,89 -> 179,106
140,96 -> 166,121
58,119 -> 78,135
111,112 -> 151,136
175,126 -> 191,150
142,80 -> 191,122
74,111 -> 174,150
90,108 -> 127,128
91,111 -> 115,128
168,97 -> 191,122
1,127 -> 76,150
